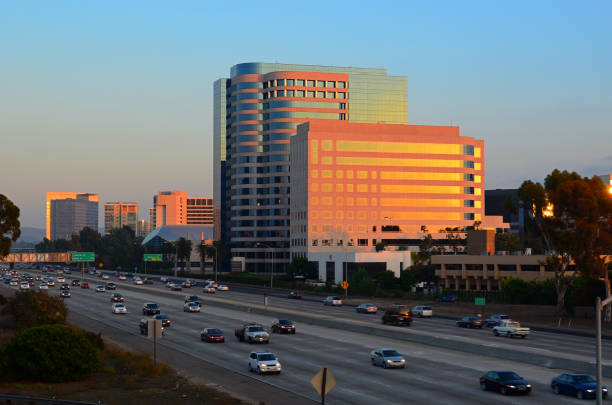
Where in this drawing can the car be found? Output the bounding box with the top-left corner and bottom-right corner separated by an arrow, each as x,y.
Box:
160,276 -> 168,282
184,302 -> 201,312
28,280 -> 35,287
71,279 -> 81,286
118,275 -> 127,280
207,282 -> 219,289
185,295 -> 201,304
485,314 -> 511,327
356,303 -> 378,314
35,275 -> 42,281
248,351 -> 281,374
437,295 -> 458,303
370,348 -> 406,369
143,278 -> 154,285
81,282 -> 90,289
288,290 -> 302,299
152,314 -> 171,327
134,277 -> 143,285
493,321 -> 530,338
38,283 -> 48,290
381,305 -> 412,326
45,279 -> 55,287
217,285 -> 229,291
271,319 -> 296,334
323,296 -> 343,306
102,274 -> 110,280
139,318 -> 165,336
112,303 -> 127,314
551,373 -> 607,399
106,282 -> 117,290
56,277 -> 65,283
165,281 -> 173,288
456,316 -> 485,328
110,293 -> 125,302
60,283 -> 70,290
60,289 -> 71,298
412,306 -> 433,318
181,281 -> 191,289
235,323 -> 270,344
171,283 -> 182,291
480,371 -> 532,395
203,286 -> 216,293
9,279 -> 18,287
201,328 -> 224,343
19,281 -> 30,290
142,302 -> 161,315
95,285 -> 105,293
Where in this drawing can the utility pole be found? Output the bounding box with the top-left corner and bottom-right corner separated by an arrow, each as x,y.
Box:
596,295 -> 612,405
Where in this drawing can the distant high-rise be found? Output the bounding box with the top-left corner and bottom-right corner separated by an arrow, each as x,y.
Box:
104,201 -> 138,235
46,192 -> 99,240
137,219 -> 151,237
151,191 -> 213,229
49,193 -> 98,240
214,62 -> 408,272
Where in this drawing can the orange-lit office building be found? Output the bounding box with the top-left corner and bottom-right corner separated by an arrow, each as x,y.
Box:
151,191 -> 213,229
290,120 -> 506,282
104,201 -> 138,235
46,192 -> 99,240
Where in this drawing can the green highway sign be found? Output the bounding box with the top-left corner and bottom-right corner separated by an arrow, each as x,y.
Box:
475,297 -> 486,306
72,252 -> 95,262
144,254 -> 163,262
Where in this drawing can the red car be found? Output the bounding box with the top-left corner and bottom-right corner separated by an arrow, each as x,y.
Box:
201,328 -> 224,343
81,282 -> 90,289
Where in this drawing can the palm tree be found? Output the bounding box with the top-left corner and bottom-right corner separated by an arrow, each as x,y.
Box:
175,237 -> 192,271
197,243 -> 214,274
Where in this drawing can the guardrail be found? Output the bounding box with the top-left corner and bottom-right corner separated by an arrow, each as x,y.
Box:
0,393 -> 101,404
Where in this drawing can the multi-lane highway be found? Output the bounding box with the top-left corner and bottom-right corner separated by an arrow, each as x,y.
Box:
5,268 -> 611,405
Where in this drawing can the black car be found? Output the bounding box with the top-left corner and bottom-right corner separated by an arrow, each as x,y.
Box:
152,314 -> 171,327
456,317 -> 485,328
142,302 -> 161,315
60,283 -> 70,290
485,314 -> 510,327
381,305 -> 412,326
71,279 -> 81,286
271,319 -> 296,334
106,282 -> 117,290
185,295 -> 201,305
110,293 -> 125,302
288,291 -> 302,299
60,289 -> 71,298
480,371 -> 532,395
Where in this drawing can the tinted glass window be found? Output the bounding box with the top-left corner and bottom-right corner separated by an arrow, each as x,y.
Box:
382,350 -> 400,357
258,354 -> 276,361
498,372 -> 521,381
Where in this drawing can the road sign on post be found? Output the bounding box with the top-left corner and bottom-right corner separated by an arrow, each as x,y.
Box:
341,281 -> 349,290
311,367 -> 337,404
144,254 -> 163,262
72,252 -> 95,262
475,297 -> 486,306
147,319 -> 163,367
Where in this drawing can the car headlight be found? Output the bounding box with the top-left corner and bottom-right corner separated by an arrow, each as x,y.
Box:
587,389 -> 594,393
507,385 -> 515,389
276,362 -> 281,366
526,384 -> 531,388
386,360 -> 392,363
400,359 -> 405,362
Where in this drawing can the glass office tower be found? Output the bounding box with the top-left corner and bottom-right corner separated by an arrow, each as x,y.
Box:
214,63 -> 408,273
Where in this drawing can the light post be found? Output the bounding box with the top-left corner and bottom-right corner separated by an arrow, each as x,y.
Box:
596,296 -> 612,405
208,244 -> 218,283
257,243 -> 274,289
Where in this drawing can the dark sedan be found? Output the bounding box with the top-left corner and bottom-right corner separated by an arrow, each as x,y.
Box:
480,371 -> 531,395
111,293 -> 124,302
437,295 -> 458,303
288,291 -> 302,299
60,290 -> 71,298
485,314 -> 510,327
152,314 -> 171,328
142,303 -> 161,315
201,328 -> 225,343
456,317 -> 485,328
551,373 -> 607,399
106,282 -> 117,290
271,319 -> 296,334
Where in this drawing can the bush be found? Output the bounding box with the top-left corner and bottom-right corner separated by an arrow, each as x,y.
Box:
376,270 -> 397,290
0,325 -> 101,382
348,268 -> 376,296
2,291 -> 67,331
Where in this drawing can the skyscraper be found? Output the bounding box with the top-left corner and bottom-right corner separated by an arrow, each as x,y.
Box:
214,63 -> 408,273
49,194 -> 98,240
151,191 -> 213,229
104,201 -> 138,235
46,192 -> 99,240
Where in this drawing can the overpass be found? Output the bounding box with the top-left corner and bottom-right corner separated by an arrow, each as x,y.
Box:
1,252 -> 72,263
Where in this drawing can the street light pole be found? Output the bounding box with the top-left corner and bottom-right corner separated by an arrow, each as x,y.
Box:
596,295 -> 612,405
257,243 -> 273,289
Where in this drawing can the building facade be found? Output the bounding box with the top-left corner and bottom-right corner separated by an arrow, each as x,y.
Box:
104,201 -> 138,235
46,192 -> 99,240
289,120 -> 506,281
214,62 -> 408,273
151,191 -> 213,229
137,219 -> 151,238
49,195 -> 98,240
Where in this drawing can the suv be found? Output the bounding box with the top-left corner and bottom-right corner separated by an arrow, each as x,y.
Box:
248,351 -> 281,374
142,302 -> 160,315
381,305 -> 413,326
412,306 -> 433,318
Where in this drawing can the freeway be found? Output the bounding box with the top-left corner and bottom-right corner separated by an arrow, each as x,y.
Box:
6,270 -> 611,404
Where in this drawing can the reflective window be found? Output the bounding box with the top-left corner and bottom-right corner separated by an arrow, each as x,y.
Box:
381,172 -> 462,181
336,157 -> 462,168
381,198 -> 461,207
317,91 -> 325,98
336,140 -> 463,154
338,81 -> 346,88
327,81 -> 335,88
327,91 -> 335,98
277,79 -> 285,86
307,80 -> 315,87
297,90 -> 305,97
337,92 -> 346,99
277,90 -> 284,97
287,79 -> 294,86
317,80 -> 325,87
287,90 -> 295,97
307,90 -> 315,98
297,79 -> 305,86
380,185 -> 462,194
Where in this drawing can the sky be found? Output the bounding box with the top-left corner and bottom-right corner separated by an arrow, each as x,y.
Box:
1,1 -> 611,229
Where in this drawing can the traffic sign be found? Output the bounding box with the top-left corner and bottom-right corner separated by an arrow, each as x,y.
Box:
341,281 -> 349,290
147,319 -> 163,339
144,254 -> 163,262
311,367 -> 337,397
475,297 -> 486,306
72,252 -> 94,262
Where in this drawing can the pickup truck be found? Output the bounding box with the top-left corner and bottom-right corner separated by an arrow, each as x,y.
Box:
235,323 -> 270,344
492,321 -> 530,338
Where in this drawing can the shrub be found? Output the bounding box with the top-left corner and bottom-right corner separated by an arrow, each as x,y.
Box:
376,270 -> 397,290
348,268 -> 376,296
0,325 -> 100,382
2,291 -> 67,331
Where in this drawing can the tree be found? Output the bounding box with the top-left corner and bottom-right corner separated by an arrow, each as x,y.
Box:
518,169 -> 612,315
175,237 -> 192,271
348,267 -> 376,296
375,242 -> 387,252
0,194 -> 21,258
287,256 -> 316,279
495,232 -> 522,252
376,270 -> 397,290
2,290 -> 67,331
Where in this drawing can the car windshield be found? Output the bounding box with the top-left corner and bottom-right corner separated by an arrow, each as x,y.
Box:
258,354 -> 276,361
279,320 -> 292,325
188,303 -> 198,307
115,304 -> 124,308
382,350 -> 401,357
500,315 -> 510,319
573,375 -> 595,383
147,304 -> 159,309
498,372 -> 521,381
207,329 -> 222,334
249,326 -> 264,332
422,306 -> 432,310
155,315 -> 168,320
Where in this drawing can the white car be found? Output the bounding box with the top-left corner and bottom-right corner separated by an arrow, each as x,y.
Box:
323,296 -> 343,306
412,306 -> 433,318
57,277 -> 65,283
118,275 -> 127,280
96,285 -> 105,292
9,279 -> 18,286
370,348 -> 406,369
183,302 -> 201,312
248,351 -> 281,374
46,279 -> 55,287
39,283 -> 48,290
493,321 -> 530,338
112,303 -> 128,314
217,285 -> 229,291
160,276 -> 168,282
133,278 -> 143,285
102,274 -> 110,280
204,286 -> 216,293
19,282 -> 30,290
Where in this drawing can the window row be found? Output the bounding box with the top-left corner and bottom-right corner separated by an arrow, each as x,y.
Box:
263,79 -> 347,89
263,90 -> 347,99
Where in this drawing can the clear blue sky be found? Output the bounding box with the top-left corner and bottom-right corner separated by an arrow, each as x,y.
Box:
1,1 -> 611,228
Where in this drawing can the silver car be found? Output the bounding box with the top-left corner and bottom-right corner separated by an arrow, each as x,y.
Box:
412,306 -> 433,318
248,351 -> 281,374
112,303 -> 128,314
183,302 -> 201,312
370,348 -> 406,369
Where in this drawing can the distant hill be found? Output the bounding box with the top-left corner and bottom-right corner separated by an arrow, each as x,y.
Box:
17,227 -> 45,244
